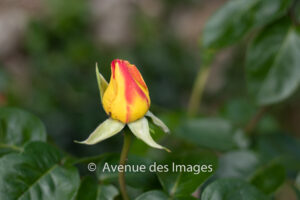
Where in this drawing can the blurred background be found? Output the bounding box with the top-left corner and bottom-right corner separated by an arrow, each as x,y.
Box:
1,0 -> 300,199
0,0 -> 230,155
0,0 -> 300,171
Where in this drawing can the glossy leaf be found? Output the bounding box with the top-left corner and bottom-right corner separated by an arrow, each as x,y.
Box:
233,129 -> 250,149
75,118 -> 125,145
174,195 -> 198,200
0,107 -> 46,156
157,152 -> 217,196
250,161 -> 285,194
256,133 -> 300,173
135,190 -> 197,200
75,176 -> 98,200
221,98 -> 256,127
128,117 -> 170,152
202,178 -> 268,200
216,150 -> 259,179
97,185 -> 119,200
75,176 -> 118,200
203,0 -> 292,48
135,190 -> 169,200
246,20 -> 300,105
0,141 -> 80,200
175,118 -> 236,151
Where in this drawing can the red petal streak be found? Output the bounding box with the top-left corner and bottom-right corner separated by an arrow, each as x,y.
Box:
112,59 -> 150,122
111,61 -> 116,79
126,105 -> 130,123
127,64 -> 148,90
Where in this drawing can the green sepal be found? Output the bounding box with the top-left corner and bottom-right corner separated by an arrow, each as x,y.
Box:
75,118 -> 125,145
96,63 -> 108,103
128,117 -> 170,152
146,111 -> 170,134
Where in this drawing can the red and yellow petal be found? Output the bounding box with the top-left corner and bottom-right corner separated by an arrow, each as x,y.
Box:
102,59 -> 151,123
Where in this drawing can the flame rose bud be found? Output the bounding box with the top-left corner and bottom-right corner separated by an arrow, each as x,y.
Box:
75,59 -> 170,152
102,59 -> 151,123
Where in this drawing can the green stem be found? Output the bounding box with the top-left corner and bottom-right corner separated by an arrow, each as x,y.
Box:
289,0 -> 300,26
119,131 -> 131,200
0,143 -> 23,152
244,107 -> 268,134
187,66 -> 211,116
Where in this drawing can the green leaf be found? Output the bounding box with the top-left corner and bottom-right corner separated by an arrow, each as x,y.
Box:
96,63 -> 108,102
221,98 -> 257,127
256,133 -> 300,173
203,0 -> 292,49
128,117 -> 170,152
97,184 -> 119,200
246,19 -> 300,105
174,195 -> 198,200
216,150 -> 259,179
125,185 -> 144,199
135,191 -> 198,200
233,129 -> 250,149
0,141 -> 80,200
135,190 -> 169,200
0,107 -> 46,156
75,176 -> 119,200
295,1 -> 300,23
75,118 -> 125,145
250,161 -> 285,194
296,172 -> 300,191
202,178 -> 268,200
75,176 -> 98,200
175,118 -> 236,151
157,151 -> 217,196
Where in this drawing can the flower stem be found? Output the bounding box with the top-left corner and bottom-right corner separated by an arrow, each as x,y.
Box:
244,107 -> 268,134
119,131 -> 131,200
187,66 -> 211,116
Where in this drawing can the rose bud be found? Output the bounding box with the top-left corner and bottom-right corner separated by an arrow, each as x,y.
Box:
102,59 -> 151,123
75,59 -> 170,152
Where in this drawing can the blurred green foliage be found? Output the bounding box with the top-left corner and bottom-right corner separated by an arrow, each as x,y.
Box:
2,0 -> 198,156
0,0 -> 300,199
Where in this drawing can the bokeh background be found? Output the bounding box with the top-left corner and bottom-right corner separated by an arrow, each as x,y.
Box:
0,0 -> 300,199
0,0 -> 227,155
